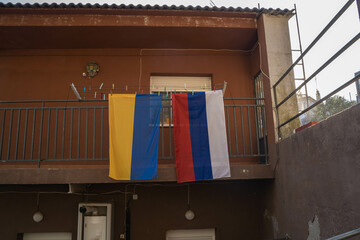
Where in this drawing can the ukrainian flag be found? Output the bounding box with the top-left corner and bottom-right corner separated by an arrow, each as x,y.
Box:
108,94 -> 162,180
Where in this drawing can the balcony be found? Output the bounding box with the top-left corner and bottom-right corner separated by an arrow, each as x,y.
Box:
0,98 -> 273,183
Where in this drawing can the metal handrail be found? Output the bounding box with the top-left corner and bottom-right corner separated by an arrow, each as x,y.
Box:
273,0 -> 359,134
0,97 -> 265,104
0,98 -> 268,166
276,32 -> 360,109
326,228 -> 360,240
273,0 -> 355,88
278,74 -> 360,129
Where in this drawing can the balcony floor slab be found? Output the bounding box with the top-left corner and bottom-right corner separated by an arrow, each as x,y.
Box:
0,163 -> 274,184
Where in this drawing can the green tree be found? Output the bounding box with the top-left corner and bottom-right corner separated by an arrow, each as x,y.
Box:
311,95 -> 356,121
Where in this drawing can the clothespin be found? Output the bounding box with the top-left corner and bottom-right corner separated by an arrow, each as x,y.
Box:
99,83 -> 103,90
94,92 -> 97,98
158,92 -> 160,96
222,81 -> 227,96
185,83 -> 187,90
112,84 -> 115,90
205,83 -> 207,89
126,85 -> 128,91
103,94 -> 106,100
152,85 -> 155,91
110,90 -> 112,96
84,87 -> 86,93
141,89 -> 144,94
120,88 -> 123,93
192,90 -> 194,95
166,87 -> 168,98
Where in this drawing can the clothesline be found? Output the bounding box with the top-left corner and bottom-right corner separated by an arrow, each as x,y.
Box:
70,82 -> 227,100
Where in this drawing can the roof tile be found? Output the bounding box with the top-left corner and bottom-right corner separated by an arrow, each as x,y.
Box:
0,2 -> 294,15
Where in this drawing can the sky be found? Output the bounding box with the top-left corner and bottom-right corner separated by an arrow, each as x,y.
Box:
2,0 -> 360,101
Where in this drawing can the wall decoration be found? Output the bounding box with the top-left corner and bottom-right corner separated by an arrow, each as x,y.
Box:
85,61 -> 100,78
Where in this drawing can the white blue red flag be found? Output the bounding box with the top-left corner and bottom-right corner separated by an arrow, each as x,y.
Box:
172,90 -> 230,183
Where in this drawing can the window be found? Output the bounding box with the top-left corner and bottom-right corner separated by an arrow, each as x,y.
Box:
22,233 -> 72,240
166,229 -> 215,240
150,76 -> 212,125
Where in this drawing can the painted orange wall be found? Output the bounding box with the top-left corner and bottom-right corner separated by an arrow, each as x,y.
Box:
0,48 -> 262,164
0,49 -> 255,99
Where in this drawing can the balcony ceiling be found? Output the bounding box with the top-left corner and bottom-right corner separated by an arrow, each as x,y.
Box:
0,26 -> 257,50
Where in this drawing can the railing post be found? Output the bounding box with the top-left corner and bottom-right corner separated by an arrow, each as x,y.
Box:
0,110 -> 6,160
38,101 -> 44,168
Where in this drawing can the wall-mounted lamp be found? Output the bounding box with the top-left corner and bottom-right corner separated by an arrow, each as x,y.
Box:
33,193 -> 44,223
33,211 -> 44,223
185,184 -> 195,221
185,209 -> 195,221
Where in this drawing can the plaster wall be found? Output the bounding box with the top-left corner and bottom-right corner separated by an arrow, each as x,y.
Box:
0,181 -> 270,240
259,15 -> 300,140
0,49 -> 254,100
264,104 -> 360,239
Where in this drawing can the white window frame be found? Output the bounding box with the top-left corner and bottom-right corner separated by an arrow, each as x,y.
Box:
150,76 -> 212,126
150,76 -> 212,93
23,232 -> 72,240
166,228 -> 215,240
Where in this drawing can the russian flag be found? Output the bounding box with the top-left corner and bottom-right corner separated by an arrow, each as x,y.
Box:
172,90 -> 230,183
108,94 -> 162,180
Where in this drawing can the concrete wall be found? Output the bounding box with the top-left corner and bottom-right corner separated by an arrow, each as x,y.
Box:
0,181 -> 270,240
263,104 -> 360,239
258,15 -> 300,140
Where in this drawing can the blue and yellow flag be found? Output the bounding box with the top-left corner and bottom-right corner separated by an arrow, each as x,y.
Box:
108,94 -> 162,180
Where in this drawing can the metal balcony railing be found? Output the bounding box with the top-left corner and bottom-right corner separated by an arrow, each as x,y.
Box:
273,0 -> 359,137
0,98 -> 267,167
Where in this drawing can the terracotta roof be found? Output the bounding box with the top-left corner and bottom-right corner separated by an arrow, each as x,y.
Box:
0,2 -> 294,15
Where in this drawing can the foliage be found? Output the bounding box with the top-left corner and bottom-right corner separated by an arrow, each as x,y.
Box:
311,95 -> 356,121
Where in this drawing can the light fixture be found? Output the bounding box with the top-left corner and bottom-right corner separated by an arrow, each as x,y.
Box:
33,211 -> 44,223
185,210 -> 195,221
33,193 -> 44,223
185,184 -> 195,221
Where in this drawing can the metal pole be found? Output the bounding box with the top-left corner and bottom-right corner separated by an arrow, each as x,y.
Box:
294,4 -> 310,117
326,228 -> 360,240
